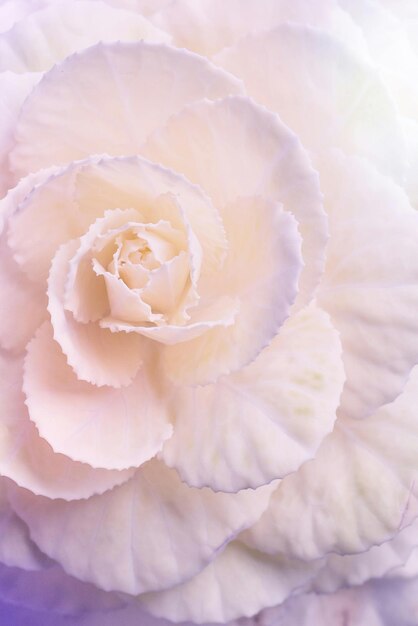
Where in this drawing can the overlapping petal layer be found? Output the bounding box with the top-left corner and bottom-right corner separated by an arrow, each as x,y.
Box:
9,42 -> 243,177
0,0 -> 170,73
10,461 -> 275,595
139,541 -> 320,624
0,350 -> 135,499
161,303 -> 344,491
243,365 -> 418,560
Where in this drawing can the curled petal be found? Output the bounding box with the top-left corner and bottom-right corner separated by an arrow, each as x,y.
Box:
48,239 -> 144,388
143,95 -> 327,311
0,350 -> 134,500
161,195 -> 302,383
24,322 -> 172,471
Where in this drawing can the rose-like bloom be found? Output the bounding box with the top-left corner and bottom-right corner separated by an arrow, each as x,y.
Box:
2,1 -> 418,625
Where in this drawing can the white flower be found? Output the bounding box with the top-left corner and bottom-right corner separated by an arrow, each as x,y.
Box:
1,1 -> 418,624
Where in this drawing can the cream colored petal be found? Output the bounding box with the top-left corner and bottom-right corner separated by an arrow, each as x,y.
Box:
317,152 -> 418,419
141,252 -> 192,317
143,95 -> 327,310
48,239 -> 144,388
314,517 -> 418,593
216,24 -> 406,182
8,155 -> 226,286
100,295 -> 238,344
0,0 -> 170,73
10,42 -> 243,177
10,460 -> 275,595
161,196 -> 302,384
243,365 -> 418,560
161,303 -> 344,492
64,208 -> 142,324
139,541 -> 319,624
0,350 -> 134,500
24,322 -> 172,471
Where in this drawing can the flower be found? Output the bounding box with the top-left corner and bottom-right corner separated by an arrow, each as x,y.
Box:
1,1 -> 418,625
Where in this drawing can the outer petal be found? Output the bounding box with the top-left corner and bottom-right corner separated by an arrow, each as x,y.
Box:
216,23 -> 406,182
317,152 -> 418,419
153,0 -> 367,58
139,541 -> 319,624
161,196 -> 302,384
0,478 -> 49,571
104,0 -> 174,15
0,1 -> 170,73
0,562 -> 123,617
314,518 -> 418,593
0,165 -> 70,352
143,95 -> 327,313
0,71 -> 40,197
0,231 -> 46,353
48,240 -> 144,388
255,586 -> 384,626
24,322 -> 172,471
0,350 -> 134,500
243,365 -> 418,560
10,41 -> 243,177
161,303 -> 344,491
10,460 -> 275,595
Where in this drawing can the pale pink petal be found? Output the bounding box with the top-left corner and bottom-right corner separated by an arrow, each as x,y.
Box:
317,152 -> 418,419
153,0 -> 366,58
0,165 -> 74,352
10,42 -> 243,177
104,0 -> 174,15
0,478 -> 49,571
161,303 -> 344,491
0,1 -> 170,73
139,541 -> 319,624
143,95 -> 327,311
10,460 -> 275,595
243,365 -> 418,560
216,24 -> 406,182
161,195 -> 302,384
0,349 -> 135,499
0,71 -> 40,197
48,240 -> 144,388
0,234 -> 46,352
24,322 -> 172,471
